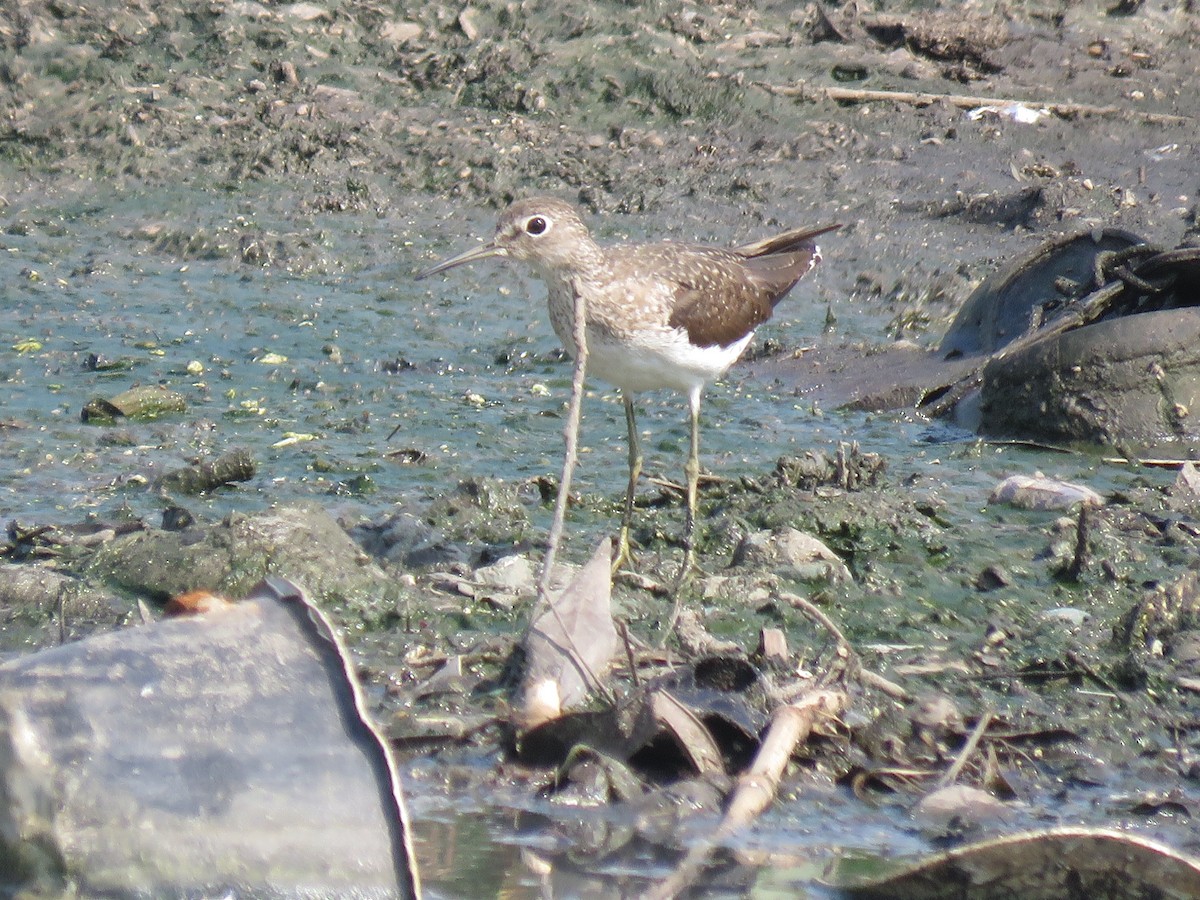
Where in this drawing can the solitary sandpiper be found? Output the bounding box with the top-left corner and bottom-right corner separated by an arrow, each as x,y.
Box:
416,197 -> 838,582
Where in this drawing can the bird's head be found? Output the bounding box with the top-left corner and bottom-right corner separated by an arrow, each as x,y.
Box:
416,197 -> 598,281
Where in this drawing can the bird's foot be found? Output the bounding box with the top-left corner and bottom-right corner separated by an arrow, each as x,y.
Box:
611,526 -> 636,576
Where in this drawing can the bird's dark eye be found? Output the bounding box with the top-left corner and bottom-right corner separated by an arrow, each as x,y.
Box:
525,216 -> 548,236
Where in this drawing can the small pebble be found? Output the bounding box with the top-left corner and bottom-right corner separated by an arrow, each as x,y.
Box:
1042,607 -> 1089,626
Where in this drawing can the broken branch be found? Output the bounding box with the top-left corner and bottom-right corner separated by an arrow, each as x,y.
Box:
756,81 -> 1191,126
646,688 -> 848,899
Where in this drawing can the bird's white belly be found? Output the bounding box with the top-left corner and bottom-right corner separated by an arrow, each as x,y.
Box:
583,327 -> 754,396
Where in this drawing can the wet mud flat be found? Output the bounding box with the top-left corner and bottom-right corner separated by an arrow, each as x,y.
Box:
2,0 -> 1200,896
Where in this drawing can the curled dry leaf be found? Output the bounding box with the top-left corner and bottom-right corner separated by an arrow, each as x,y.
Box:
515,538 -> 618,732
648,690 -> 725,776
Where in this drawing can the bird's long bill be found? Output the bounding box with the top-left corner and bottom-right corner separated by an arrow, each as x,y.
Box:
414,242 -> 506,280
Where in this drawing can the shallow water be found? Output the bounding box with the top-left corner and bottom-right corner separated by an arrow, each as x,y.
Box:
1,185 -> 1149,529
3,184 -> 1189,896
0,185 -> 868,525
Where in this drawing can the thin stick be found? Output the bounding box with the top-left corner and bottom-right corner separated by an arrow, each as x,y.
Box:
536,288 -> 589,602
1067,501 -> 1091,582
786,593 -> 909,699
935,710 -> 994,789
58,583 -> 67,644
786,592 -> 855,687
1103,457 -> 1196,468
786,592 -> 851,650
756,81 -> 1192,125
858,667 -> 912,702
526,288 -> 616,712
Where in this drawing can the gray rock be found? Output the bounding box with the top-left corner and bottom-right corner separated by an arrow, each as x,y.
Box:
1042,607 -> 1090,627
0,578 -> 416,897
350,508 -> 468,570
83,503 -> 405,627
731,528 -> 852,584
988,473 -> 1102,511
472,554 -> 536,595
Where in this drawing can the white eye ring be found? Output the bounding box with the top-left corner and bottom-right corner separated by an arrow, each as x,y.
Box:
525,215 -> 550,236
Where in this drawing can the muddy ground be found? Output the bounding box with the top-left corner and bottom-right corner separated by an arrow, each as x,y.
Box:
3,0 -> 1200,896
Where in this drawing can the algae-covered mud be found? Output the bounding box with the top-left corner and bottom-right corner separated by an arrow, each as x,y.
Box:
2,0 -> 1199,896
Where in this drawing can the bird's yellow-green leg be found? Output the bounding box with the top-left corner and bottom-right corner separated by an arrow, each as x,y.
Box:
613,393 -> 642,574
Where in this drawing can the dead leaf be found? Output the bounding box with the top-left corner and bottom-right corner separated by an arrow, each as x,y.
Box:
649,690 -> 726,776
515,539 -> 618,731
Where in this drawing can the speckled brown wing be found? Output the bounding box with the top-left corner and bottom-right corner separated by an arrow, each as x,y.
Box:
665,249 -> 778,348
666,224 -> 840,348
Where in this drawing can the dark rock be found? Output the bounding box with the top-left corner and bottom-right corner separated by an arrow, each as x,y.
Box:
980,309 -> 1200,448
83,503 -> 404,626
974,564 -> 1012,591
940,229 -> 1145,358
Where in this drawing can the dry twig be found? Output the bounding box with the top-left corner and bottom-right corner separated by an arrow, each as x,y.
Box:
785,593 -> 907,698
537,289 -> 590,601
935,711 -> 994,789
756,81 -> 1192,126
646,689 -> 848,899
